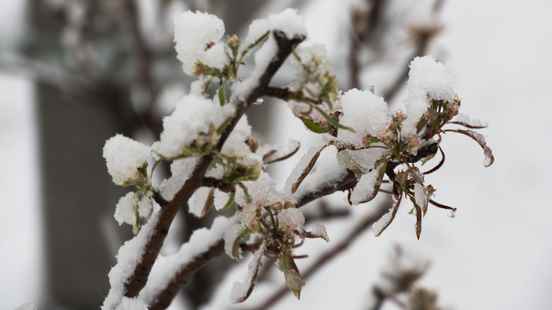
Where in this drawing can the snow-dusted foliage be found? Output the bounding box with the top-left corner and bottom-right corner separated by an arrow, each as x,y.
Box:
100,7 -> 494,309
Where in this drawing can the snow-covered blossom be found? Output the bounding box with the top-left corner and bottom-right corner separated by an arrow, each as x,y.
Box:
154,95 -> 235,159
336,89 -> 391,174
402,56 -> 457,137
338,89 -> 392,145
174,11 -> 227,75
103,134 -> 150,186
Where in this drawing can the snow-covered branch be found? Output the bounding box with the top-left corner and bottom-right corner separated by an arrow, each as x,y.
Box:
99,7 -> 494,310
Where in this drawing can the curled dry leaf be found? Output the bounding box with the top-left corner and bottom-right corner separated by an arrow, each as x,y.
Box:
262,139 -> 301,165
290,143 -> 331,193
445,129 -> 495,167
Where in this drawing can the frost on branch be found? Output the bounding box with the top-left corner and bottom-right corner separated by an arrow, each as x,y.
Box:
100,7 -> 494,308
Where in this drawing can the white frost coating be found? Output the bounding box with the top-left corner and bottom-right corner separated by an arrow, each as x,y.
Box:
139,216 -> 233,304
407,56 -> 456,102
159,157 -> 199,200
102,205 -> 161,310
278,208 -> 305,231
223,223 -> 243,259
230,247 -> 264,303
350,166 -> 382,205
338,89 -> 392,145
309,223 -> 329,241
174,10 -> 226,75
155,95 -> 235,159
115,297 -> 147,310
103,134 -> 150,186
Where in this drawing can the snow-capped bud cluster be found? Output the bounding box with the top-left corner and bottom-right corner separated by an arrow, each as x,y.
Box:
103,134 -> 150,186
174,11 -> 227,76
290,56 -> 494,239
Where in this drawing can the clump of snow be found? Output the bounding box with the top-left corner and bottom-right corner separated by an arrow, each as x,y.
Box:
114,193 -> 153,227
115,192 -> 135,226
155,95 -> 235,159
402,56 -> 456,136
103,134 -> 150,186
244,9 -> 306,46
350,165 -> 384,205
234,9 -> 307,100
139,216 -> 233,304
278,208 -> 305,231
407,56 -> 456,102
159,157 -> 199,200
174,10 -> 227,75
338,89 -> 391,145
102,205 -> 161,310
222,116 -> 253,158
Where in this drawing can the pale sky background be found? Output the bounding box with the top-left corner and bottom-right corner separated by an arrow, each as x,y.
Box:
1,0 -> 551,309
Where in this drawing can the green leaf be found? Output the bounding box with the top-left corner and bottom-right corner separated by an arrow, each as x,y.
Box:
301,118 -> 329,133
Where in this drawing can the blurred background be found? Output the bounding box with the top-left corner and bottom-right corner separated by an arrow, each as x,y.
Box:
1,0 -> 551,309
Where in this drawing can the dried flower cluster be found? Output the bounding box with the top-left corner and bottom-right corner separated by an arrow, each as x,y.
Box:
101,8 -> 494,309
